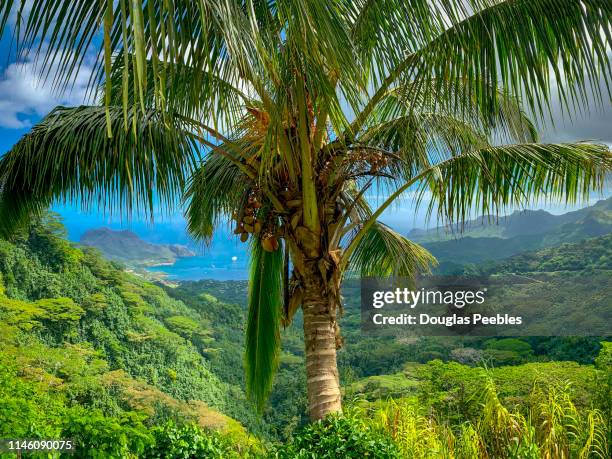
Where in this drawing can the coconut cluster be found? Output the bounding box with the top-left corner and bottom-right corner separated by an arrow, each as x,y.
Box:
350,149 -> 390,173
234,190 -> 281,252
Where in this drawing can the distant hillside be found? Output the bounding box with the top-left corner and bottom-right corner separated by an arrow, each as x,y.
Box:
409,197 -> 612,265
80,227 -> 195,266
409,197 -> 611,242
483,233 -> 612,274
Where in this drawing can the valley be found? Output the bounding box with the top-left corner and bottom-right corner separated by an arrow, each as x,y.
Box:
0,200 -> 610,457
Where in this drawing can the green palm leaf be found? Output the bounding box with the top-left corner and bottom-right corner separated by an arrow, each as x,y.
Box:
342,141 -> 611,266
349,0 -> 611,136
0,105 -> 197,237
405,0 -> 611,116
421,142 -> 612,225
184,152 -> 251,243
245,238 -> 284,411
348,221 -> 436,280
369,79 -> 539,145
103,54 -> 249,125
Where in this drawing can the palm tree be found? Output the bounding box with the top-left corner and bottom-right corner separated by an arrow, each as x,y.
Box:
0,0 -> 610,421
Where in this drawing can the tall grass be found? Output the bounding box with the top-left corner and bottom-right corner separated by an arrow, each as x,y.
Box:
352,378 -> 608,459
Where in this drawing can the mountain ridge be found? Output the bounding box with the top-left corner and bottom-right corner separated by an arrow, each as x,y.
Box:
80,227 -> 195,266
408,197 -> 611,242
408,197 -> 612,266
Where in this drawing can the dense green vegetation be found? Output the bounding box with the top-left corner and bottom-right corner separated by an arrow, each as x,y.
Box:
0,215 -> 262,457
1,214 -> 610,457
354,362 -> 609,458
167,231 -> 611,438
484,233 -> 612,274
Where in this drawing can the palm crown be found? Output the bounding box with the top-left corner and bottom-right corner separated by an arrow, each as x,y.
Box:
0,0 -> 610,420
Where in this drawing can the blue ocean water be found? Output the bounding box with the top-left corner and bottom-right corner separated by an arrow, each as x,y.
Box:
58,207 -> 251,280
56,203 -> 427,281
148,253 -> 249,280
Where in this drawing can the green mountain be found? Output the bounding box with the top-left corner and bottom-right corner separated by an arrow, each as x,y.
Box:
408,197 -> 612,266
483,233 -> 612,274
80,227 -> 195,267
409,197 -> 611,242
0,213 -> 609,457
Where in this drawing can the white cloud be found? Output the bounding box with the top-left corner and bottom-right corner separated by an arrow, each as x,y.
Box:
0,0 -> 95,128
538,51 -> 612,145
0,54 -> 94,129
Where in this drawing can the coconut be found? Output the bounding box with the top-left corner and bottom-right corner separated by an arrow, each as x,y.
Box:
270,237 -> 280,251
262,237 -> 280,252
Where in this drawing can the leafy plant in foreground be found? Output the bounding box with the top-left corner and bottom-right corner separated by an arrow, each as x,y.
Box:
145,422 -> 249,459
272,413 -> 401,459
0,0 -> 610,422
359,374 -> 609,458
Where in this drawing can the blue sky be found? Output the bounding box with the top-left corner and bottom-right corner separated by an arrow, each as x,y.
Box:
0,22 -> 610,247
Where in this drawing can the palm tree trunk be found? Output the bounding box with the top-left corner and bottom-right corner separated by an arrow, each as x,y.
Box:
301,271 -> 342,421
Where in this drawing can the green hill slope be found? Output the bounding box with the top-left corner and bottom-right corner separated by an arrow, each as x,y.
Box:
409,197 -> 612,266
409,197 -> 611,242
483,233 -> 612,273
0,214 -> 261,454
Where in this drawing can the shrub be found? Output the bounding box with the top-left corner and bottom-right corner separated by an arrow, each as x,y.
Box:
360,375 -> 609,459
62,409 -> 153,458
272,414 -> 401,458
144,422 -> 242,459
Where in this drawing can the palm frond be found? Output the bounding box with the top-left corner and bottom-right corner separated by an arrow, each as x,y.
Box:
348,221 -> 436,280
348,76 -> 540,196
342,141 -> 611,267
417,142 -> 612,225
0,1 -> 244,123
358,111 -> 491,183
103,54 -> 249,126
0,105 -> 197,237
348,0 -> 611,138
347,0 -> 466,86
0,0 -> 104,95
406,0 -> 611,120
245,238 -> 284,412
184,152 -> 251,243
371,78 -> 539,145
